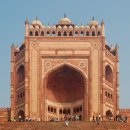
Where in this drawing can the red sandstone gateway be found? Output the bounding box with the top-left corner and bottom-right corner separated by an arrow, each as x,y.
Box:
10,16 -> 119,122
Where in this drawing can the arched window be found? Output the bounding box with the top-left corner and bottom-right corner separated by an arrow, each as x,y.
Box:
80,31 -> 84,36
67,109 -> 70,114
80,106 -> 82,112
106,110 -> 113,118
35,31 -> 39,36
105,65 -> 113,83
51,107 -> 53,112
20,93 -> 22,98
17,110 -> 25,120
58,31 -> 61,36
41,31 -> 44,36
59,109 -> 62,114
47,31 -> 50,36
92,31 -> 95,36
52,31 -> 56,36
105,91 -> 107,97
29,31 -> 33,36
75,31 -> 78,36
86,31 -> 89,36
63,109 -> 67,114
69,31 -> 73,36
97,31 -> 101,36
48,106 -> 50,111
63,31 -> 67,36
17,65 -> 25,85
108,93 -> 110,98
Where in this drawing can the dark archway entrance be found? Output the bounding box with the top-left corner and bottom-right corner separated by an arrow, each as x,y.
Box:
17,110 -> 25,121
106,110 -> 113,120
46,65 -> 86,121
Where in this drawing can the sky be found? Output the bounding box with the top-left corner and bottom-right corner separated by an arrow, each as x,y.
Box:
0,0 -> 130,108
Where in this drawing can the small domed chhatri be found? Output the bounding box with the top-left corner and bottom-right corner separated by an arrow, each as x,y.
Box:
32,17 -> 42,27
89,16 -> 98,26
59,14 -> 72,25
52,25 -> 56,30
26,16 -> 105,37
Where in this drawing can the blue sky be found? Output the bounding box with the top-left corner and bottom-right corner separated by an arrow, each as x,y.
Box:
0,0 -> 130,108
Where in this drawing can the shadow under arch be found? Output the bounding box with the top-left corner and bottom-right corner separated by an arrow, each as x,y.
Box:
42,63 -> 88,121
17,110 -> 25,121
106,110 -> 113,118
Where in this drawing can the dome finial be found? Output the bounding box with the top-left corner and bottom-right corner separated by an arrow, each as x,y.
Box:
92,16 -> 95,21
36,16 -> 38,20
64,13 -> 66,18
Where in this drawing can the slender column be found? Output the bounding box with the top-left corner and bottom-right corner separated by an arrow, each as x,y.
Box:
101,20 -> 105,37
24,38 -> 29,118
10,44 -> 15,120
116,45 -> 119,114
101,39 -> 106,117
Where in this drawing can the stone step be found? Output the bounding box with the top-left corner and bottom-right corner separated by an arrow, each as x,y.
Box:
0,121 -> 130,130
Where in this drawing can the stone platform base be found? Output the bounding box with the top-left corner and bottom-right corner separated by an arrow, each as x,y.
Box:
0,121 -> 130,130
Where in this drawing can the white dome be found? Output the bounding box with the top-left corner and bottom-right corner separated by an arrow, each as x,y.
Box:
85,25 -> 90,30
74,25 -> 79,29
89,19 -> 98,26
52,25 -> 56,30
69,25 -> 73,30
80,25 -> 85,30
57,25 -> 62,30
63,25 -> 68,30
59,17 -> 72,25
32,18 -> 42,27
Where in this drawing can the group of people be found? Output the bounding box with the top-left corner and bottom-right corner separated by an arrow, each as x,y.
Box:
13,116 -> 42,122
92,113 -> 101,125
92,113 -> 128,125
64,114 -> 80,127
49,114 -> 80,127
115,114 -> 127,123
13,113 -> 128,126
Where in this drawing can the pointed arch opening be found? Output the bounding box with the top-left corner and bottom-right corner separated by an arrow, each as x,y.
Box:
17,110 -> 25,121
106,110 -> 113,119
44,64 -> 87,121
105,65 -> 113,83
17,65 -> 25,86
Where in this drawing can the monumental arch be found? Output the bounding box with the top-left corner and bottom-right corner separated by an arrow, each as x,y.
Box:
10,16 -> 119,121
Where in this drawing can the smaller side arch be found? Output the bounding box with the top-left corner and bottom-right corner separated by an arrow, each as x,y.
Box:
17,110 -> 25,121
106,110 -> 113,118
105,65 -> 113,83
16,65 -> 25,86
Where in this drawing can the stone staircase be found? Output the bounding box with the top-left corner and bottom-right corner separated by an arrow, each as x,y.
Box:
0,121 -> 130,130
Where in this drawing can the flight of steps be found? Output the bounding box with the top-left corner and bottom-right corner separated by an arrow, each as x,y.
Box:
0,121 -> 130,130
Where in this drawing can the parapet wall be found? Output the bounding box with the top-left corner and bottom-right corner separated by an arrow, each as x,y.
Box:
0,108 -> 10,122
